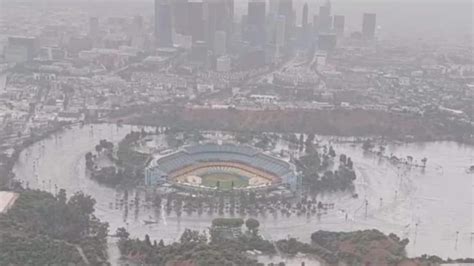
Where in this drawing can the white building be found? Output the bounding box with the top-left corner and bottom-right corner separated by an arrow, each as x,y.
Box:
174,34 -> 193,50
250,94 -> 278,104
214,30 -> 227,56
197,83 -> 215,93
216,55 -> 231,72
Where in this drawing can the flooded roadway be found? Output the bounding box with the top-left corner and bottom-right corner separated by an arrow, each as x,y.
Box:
13,124 -> 474,260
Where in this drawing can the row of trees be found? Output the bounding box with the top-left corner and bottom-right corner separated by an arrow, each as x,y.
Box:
363,139 -> 428,167
116,215 -> 467,266
117,218 -> 275,265
151,189 -> 330,220
296,144 -> 356,193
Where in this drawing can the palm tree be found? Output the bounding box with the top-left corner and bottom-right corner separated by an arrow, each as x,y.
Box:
421,157 -> 427,167
245,218 -> 260,236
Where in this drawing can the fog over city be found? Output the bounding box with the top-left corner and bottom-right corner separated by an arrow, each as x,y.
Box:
0,0 -> 472,265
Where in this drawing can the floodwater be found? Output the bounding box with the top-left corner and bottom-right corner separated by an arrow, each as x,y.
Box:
254,254 -> 322,266
13,124 -> 474,263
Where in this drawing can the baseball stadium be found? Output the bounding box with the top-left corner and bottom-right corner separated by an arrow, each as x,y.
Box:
145,143 -> 297,191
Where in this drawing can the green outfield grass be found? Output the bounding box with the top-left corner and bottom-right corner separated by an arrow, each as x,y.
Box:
200,173 -> 249,190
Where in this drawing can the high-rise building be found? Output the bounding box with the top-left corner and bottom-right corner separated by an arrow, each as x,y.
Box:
318,33 -> 337,51
318,0 -> 332,33
302,3 -> 308,29
190,40 -> 208,63
333,15 -> 345,36
205,0 -> 229,50
362,13 -> 376,39
248,0 -> 265,26
225,0 -> 234,31
188,0 -> 205,43
4,37 -> 39,63
155,0 -> 173,47
268,0 -> 279,17
203,0 -> 233,51
224,0 -> 235,46
247,0 -> 266,46
275,15 -> 286,48
278,0 -> 293,45
214,30 -> 227,56
172,0 -> 189,35
131,15 -> 145,49
313,14 -> 319,33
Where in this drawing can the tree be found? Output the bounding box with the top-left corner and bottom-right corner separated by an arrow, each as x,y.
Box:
328,146 -> 336,157
218,193 -> 225,215
180,229 -> 207,244
249,191 -> 256,205
339,154 -> 347,165
144,234 -> 152,246
421,157 -> 427,167
378,145 -> 386,155
68,192 -> 96,216
245,218 -> 260,236
347,157 -> 353,169
305,133 -> 315,146
57,189 -> 67,204
116,227 -> 129,239
362,139 -> 373,151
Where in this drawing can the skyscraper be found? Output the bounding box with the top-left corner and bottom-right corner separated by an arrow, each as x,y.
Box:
248,0 -> 265,26
313,14 -> 319,33
188,0 -> 205,43
205,0 -> 227,49
268,0 -> 279,17
155,0 -> 173,47
333,15 -> 345,36
225,0 -> 234,29
278,0 -> 293,45
172,0 -> 189,35
318,0 -> 332,33
4,37 -> 39,63
362,13 -> 376,39
247,0 -> 266,46
224,0 -> 235,46
302,3 -> 308,29
318,33 -> 337,51
275,15 -> 286,48
204,0 -> 233,52
214,30 -> 227,56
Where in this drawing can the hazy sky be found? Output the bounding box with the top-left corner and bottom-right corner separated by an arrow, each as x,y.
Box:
1,0 -> 472,44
